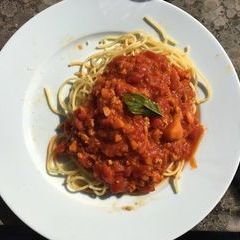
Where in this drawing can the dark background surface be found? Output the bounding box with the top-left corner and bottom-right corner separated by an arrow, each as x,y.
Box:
0,0 -> 240,239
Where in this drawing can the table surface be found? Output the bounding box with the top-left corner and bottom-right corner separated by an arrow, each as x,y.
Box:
0,0 -> 240,236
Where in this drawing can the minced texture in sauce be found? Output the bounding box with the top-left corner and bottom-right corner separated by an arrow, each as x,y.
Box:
55,51 -> 204,194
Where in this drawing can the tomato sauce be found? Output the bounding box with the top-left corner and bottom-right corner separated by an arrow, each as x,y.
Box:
55,51 -> 204,194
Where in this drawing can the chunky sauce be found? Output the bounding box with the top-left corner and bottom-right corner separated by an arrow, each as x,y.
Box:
55,51 -> 204,194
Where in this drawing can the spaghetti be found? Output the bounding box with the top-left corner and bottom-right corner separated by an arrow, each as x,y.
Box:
44,17 -> 211,196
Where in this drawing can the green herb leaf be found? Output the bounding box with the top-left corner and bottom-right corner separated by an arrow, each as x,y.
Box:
122,93 -> 163,117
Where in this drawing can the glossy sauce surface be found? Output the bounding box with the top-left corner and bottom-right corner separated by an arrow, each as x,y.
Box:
55,51 -> 204,194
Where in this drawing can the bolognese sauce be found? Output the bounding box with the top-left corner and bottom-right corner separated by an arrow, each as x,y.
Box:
55,51 -> 204,194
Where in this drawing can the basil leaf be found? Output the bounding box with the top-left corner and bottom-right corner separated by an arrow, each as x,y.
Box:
143,98 -> 162,115
122,93 -> 163,116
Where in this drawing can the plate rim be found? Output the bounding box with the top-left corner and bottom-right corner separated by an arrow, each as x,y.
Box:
0,0 -> 240,239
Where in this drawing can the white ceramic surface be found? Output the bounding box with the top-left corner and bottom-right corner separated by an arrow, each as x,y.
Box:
0,0 -> 240,239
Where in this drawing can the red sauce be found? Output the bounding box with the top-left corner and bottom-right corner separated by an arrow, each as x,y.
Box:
55,51 -> 204,194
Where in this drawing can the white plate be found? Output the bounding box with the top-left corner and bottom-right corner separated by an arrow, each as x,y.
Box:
0,0 -> 240,239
